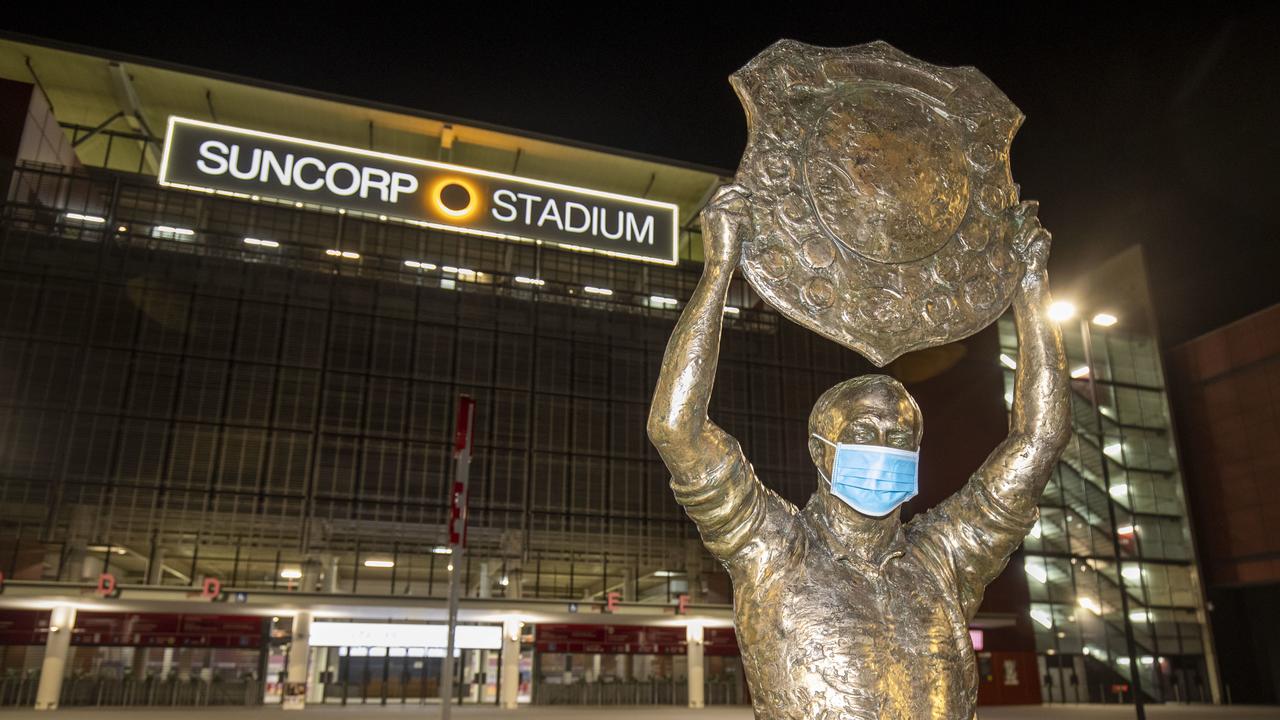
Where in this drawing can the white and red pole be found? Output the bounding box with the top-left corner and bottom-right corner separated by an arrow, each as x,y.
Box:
440,394 -> 475,719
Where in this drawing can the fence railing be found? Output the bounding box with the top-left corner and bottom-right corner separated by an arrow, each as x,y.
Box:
532,678 -> 744,705
0,671 -> 262,707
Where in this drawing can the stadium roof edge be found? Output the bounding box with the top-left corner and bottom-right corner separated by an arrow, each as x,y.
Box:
0,30 -> 735,179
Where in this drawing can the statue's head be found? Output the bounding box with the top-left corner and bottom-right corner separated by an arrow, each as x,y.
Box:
808,375 -> 922,518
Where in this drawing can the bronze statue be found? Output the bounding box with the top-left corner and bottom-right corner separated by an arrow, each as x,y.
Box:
648,40 -> 1071,720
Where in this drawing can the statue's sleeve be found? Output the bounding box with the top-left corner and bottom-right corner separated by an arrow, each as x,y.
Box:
908,475 -> 1038,620
669,437 -> 793,568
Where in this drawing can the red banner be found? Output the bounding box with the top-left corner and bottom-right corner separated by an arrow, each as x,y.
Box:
0,610 -> 46,645
81,612 -> 264,647
73,612 -> 264,647
704,626 -> 741,657
448,394 -> 476,547
453,395 -> 476,456
0,611 -> 265,648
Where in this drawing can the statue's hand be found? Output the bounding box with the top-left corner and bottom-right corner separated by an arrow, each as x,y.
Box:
701,184 -> 752,270
1007,201 -> 1051,289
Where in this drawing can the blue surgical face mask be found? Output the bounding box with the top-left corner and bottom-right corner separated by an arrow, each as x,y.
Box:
812,434 -> 919,517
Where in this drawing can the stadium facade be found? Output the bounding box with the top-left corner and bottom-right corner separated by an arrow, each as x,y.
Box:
0,33 -> 1216,710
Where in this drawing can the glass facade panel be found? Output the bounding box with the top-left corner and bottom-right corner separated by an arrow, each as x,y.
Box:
1002,314 -> 1215,704
0,163 -> 877,608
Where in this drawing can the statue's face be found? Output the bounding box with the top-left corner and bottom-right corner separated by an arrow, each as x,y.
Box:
809,380 -> 922,483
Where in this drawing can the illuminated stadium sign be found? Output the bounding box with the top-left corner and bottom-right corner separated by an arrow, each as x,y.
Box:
158,117 -> 679,265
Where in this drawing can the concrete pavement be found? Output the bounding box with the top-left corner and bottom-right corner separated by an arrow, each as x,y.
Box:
1,703 -> 1278,719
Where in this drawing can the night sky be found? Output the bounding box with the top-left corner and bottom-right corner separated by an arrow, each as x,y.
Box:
6,5 -> 1278,347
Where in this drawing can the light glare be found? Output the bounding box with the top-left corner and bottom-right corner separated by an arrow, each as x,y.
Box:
1047,300 -> 1077,322
152,225 -> 196,240
1024,561 -> 1047,584
64,212 -> 106,224
1078,597 -> 1102,615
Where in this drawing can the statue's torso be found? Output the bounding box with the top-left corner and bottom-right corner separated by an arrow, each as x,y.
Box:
732,511 -> 977,720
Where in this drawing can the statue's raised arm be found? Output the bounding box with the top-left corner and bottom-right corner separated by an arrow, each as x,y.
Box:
906,205 -> 1073,621
976,206 -> 1072,514
647,185 -> 793,566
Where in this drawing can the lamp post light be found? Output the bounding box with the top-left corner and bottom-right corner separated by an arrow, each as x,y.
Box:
1067,305 -> 1147,720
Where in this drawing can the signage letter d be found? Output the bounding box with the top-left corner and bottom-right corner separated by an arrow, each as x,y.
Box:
96,573 -> 118,598
201,576 -> 222,600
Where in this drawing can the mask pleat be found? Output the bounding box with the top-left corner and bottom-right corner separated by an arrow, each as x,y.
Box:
813,433 -> 920,516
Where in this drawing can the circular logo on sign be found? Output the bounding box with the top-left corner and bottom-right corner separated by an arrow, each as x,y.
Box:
435,181 -> 475,217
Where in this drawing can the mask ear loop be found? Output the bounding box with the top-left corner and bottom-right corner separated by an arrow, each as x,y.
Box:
811,434 -> 837,486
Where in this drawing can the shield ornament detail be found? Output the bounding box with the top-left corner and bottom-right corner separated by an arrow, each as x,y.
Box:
730,40 -> 1027,366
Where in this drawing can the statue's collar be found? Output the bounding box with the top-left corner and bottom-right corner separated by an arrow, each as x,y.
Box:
803,496 -> 906,573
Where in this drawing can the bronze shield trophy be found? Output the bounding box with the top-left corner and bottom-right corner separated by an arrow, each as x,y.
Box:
731,39 -> 1030,365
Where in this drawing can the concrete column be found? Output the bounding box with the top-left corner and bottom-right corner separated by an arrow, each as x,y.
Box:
199,648 -> 213,682
500,620 -> 520,709
130,647 -> 149,679
146,547 -> 166,585
283,612 -> 311,710
685,540 -> 705,602
325,555 -> 340,593
478,562 -> 491,599
499,530 -> 523,600
504,564 -> 522,599
177,648 -> 193,680
305,646 -> 326,703
590,654 -> 602,682
467,646 -> 483,701
160,647 -> 174,677
34,606 -> 75,710
66,547 -> 90,581
686,624 -> 705,709
302,557 -> 322,593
